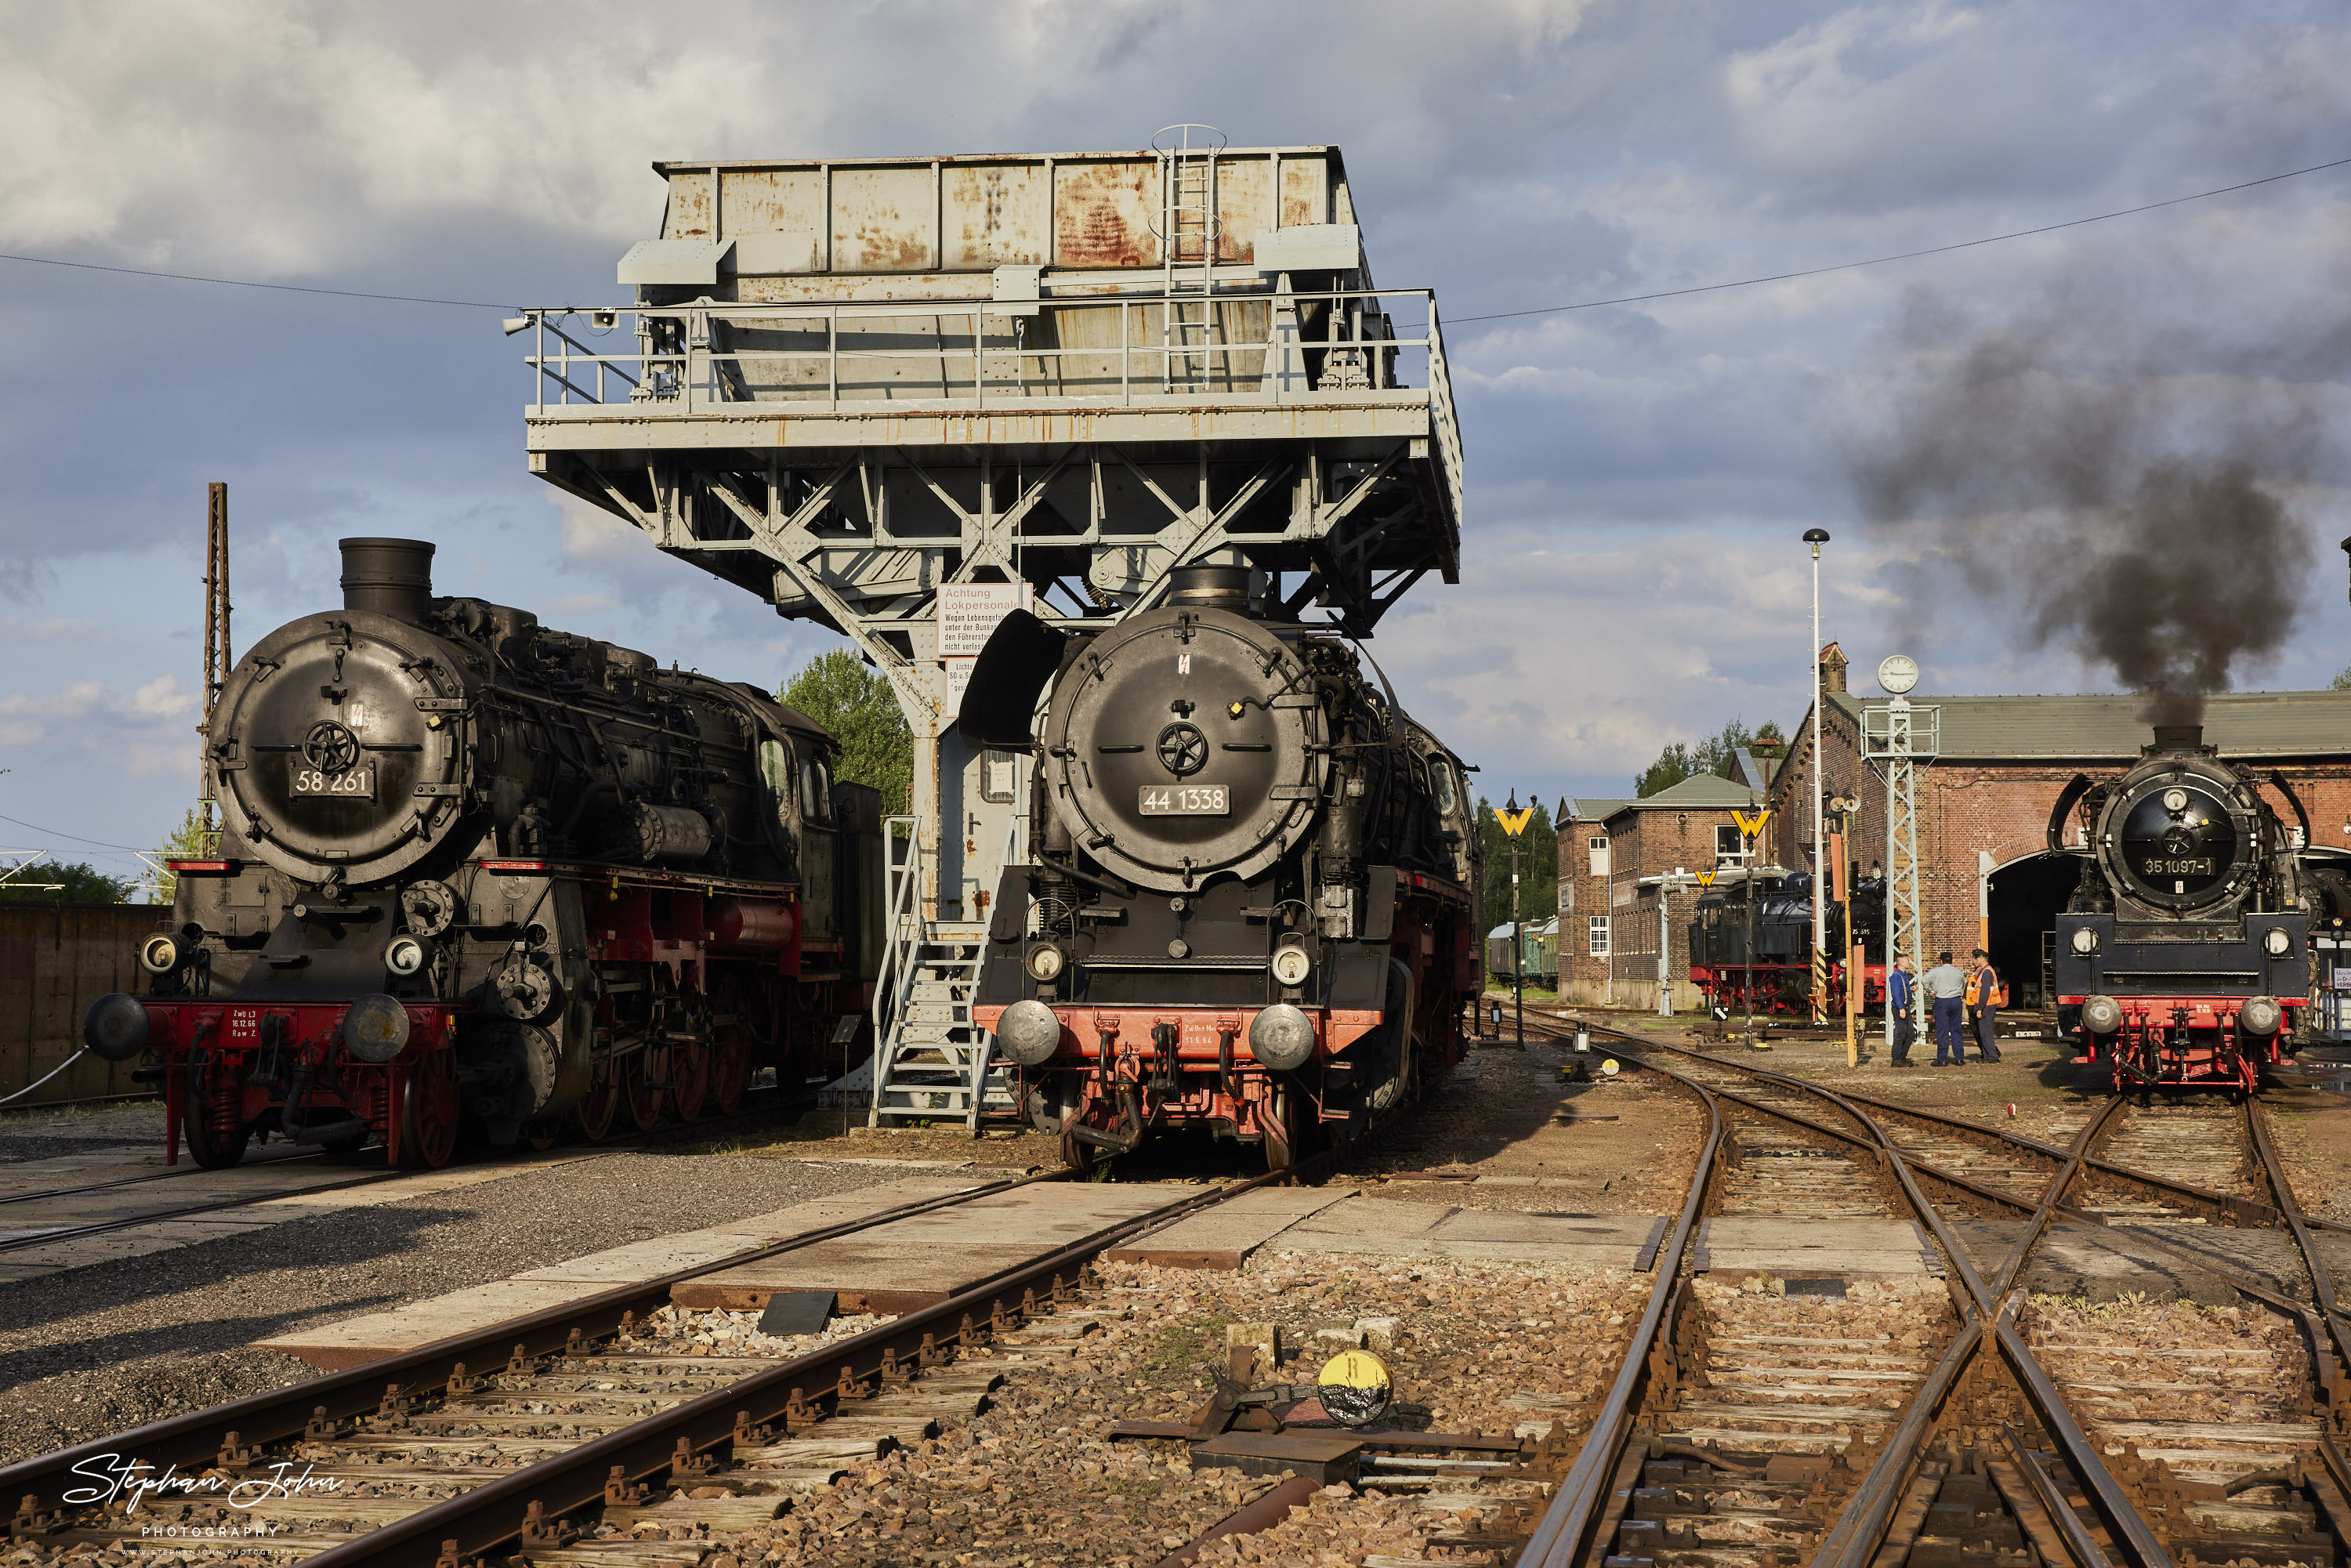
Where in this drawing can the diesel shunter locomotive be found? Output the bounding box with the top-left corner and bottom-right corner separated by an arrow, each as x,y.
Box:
83,538 -> 881,1169
2051,723 -> 2308,1090
962,565 -> 1482,1171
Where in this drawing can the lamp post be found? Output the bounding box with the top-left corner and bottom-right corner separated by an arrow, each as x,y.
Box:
1804,527 -> 1831,1026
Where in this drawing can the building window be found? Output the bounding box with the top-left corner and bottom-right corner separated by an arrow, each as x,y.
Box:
1588,916 -> 1611,957
1716,824 -> 1745,866
1557,882 -> 1574,914
1588,835 -> 1610,876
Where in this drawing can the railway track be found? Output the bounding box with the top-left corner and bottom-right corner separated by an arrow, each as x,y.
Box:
1508,1016 -> 2351,1568
0,1147 -> 1357,1568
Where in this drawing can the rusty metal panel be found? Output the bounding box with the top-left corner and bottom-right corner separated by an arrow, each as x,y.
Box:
942,163 -> 1050,269
665,168 -> 715,240
722,167 -> 828,272
0,902 -> 156,1105
832,165 -> 940,273
1282,158 -> 1331,230
1052,158 -> 1160,269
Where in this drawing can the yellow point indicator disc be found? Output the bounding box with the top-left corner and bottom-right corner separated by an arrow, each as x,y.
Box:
1316,1348 -> 1393,1427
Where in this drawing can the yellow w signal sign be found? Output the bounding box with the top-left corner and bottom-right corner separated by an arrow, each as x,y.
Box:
1494,807 -> 1537,837
1732,808 -> 1773,840
1696,869 -> 1717,887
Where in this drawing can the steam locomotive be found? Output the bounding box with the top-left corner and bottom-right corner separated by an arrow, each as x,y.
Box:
962,565 -> 1483,1170
2051,724 -> 2308,1091
1686,873 -> 1889,1017
83,538 -> 881,1169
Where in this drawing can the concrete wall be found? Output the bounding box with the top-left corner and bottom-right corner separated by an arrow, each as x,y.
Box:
0,903 -> 158,1105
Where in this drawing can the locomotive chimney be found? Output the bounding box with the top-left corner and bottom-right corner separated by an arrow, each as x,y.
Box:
1168,564 -> 1252,613
339,538 -> 436,623
2150,723 -> 2205,754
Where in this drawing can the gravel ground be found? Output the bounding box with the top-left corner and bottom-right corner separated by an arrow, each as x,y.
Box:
0,1152 -> 912,1464
661,1251 -> 1646,1567
0,1099 -> 169,1165
2024,1292 -> 2311,1429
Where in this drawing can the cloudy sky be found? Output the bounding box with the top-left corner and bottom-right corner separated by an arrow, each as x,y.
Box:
3,0 -> 2349,889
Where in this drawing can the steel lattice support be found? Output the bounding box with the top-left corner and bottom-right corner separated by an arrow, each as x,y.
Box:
199,481 -> 231,854
1864,700 -> 1939,1045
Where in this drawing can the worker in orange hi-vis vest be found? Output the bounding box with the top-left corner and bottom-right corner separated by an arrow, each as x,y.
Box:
1964,949 -> 2003,1064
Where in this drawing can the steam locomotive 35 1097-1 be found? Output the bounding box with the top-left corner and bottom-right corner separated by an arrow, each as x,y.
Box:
1686,873 -> 1889,1017
962,565 -> 1483,1171
82,538 -> 882,1169
2051,724 -> 2308,1091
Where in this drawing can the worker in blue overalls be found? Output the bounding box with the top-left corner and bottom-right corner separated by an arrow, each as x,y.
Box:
1887,954 -> 1917,1066
1922,950 -> 1968,1066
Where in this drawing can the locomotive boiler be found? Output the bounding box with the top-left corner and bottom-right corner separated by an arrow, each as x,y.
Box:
961,565 -> 1482,1170
83,538 -> 882,1168
2050,724 -> 2308,1090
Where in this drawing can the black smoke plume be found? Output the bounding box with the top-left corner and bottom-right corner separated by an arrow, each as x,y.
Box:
1847,274 -> 2329,723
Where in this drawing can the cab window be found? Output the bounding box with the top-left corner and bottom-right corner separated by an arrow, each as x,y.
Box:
759,739 -> 796,830
800,755 -> 832,823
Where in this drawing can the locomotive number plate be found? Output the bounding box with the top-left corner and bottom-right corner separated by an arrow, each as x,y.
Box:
1139,784 -> 1229,816
292,765 -> 375,800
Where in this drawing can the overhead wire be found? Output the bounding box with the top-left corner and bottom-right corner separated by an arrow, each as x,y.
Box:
1,154 -> 2346,324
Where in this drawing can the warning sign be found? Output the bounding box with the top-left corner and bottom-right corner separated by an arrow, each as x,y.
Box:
936,583 -> 1031,659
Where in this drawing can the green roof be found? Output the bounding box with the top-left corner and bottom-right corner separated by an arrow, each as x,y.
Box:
1825,689 -> 2351,760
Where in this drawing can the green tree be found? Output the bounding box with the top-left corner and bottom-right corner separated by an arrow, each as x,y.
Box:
780,648 -> 914,816
150,807 -> 213,905
1634,717 -> 1783,797
2332,664 -> 2351,691
1476,796 -> 1558,936
0,858 -> 130,903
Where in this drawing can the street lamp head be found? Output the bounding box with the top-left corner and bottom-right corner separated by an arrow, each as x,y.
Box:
1505,789 -> 1519,811
1804,527 -> 1831,561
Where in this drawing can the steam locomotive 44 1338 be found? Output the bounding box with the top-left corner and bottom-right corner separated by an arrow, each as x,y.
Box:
2051,724 -> 2308,1091
1686,873 -> 1889,1018
82,538 -> 881,1168
962,566 -> 1483,1171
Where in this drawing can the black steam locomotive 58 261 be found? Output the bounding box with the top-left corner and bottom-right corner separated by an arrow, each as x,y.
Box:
2051,724 -> 2308,1091
84,538 -> 881,1168
962,565 -> 1483,1170
1687,873 -> 1889,1018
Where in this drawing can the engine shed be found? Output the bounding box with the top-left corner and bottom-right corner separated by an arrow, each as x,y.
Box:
1760,668 -> 2351,1016
513,137 -> 1466,1124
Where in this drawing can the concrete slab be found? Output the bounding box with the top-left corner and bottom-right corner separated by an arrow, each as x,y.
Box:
1107,1186 -> 1357,1270
252,1175 -> 989,1369
672,1183 -> 1175,1312
255,1279 -> 607,1370
1694,1217 -> 1942,1278
1943,1219 -> 2351,1305
1254,1194 -> 1666,1269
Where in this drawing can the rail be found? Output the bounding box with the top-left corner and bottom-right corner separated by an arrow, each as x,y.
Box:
1516,1019 -> 2183,1568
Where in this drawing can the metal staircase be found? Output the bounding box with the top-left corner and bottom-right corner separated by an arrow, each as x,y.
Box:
867,820 -> 1016,1129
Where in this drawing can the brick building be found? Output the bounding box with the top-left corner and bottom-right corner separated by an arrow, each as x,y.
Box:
1555,773 -> 1767,1010
1766,650 -> 2351,1011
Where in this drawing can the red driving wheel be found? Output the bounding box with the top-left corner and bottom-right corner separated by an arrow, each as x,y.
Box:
397,1052 -> 460,1170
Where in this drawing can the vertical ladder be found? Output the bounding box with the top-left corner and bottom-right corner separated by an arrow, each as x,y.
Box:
867,819 -> 1016,1130
1157,126 -> 1224,392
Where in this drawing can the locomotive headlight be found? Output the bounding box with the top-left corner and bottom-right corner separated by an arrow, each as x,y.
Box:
1270,945 -> 1313,987
2242,995 -> 2284,1036
2081,995 -> 2123,1035
136,934 -> 181,975
1248,1003 -> 1317,1071
2264,926 -> 2292,958
2070,927 -> 2099,956
385,934 -> 433,976
341,994 -> 411,1063
83,993 -> 153,1062
994,998 -> 1064,1066
1025,944 -> 1066,983
2164,788 -> 2190,813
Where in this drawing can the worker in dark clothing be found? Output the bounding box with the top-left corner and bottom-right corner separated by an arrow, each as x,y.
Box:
1887,954 -> 1918,1066
1968,949 -> 2003,1063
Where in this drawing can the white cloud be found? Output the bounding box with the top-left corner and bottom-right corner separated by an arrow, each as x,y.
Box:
0,675 -> 198,778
